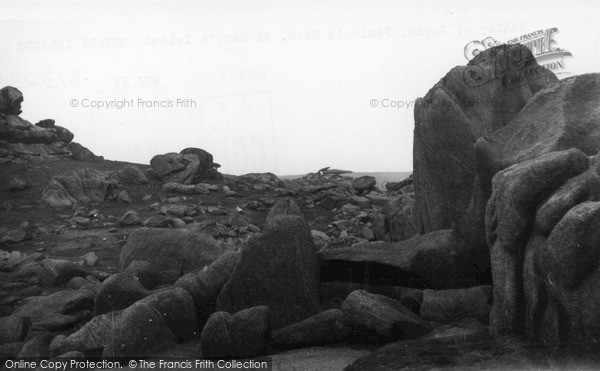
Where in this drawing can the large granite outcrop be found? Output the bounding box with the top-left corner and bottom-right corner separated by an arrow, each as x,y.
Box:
413,44 -> 558,235
150,148 -> 221,185
0,86 -> 101,162
475,74 -> 600,345
412,44 -> 600,347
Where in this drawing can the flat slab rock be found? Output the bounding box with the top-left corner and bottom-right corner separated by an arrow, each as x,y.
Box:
319,229 -> 487,288
320,229 -> 458,266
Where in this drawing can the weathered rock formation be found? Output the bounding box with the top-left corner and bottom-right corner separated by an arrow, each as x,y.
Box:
0,86 -> 101,162
238,172 -> 286,189
0,115 -> 73,161
201,306 -> 271,358
460,73 -> 600,346
69,142 -> 103,162
411,47 -> 600,348
119,227 -> 224,286
487,150 -> 600,345
216,215 -> 321,329
0,86 -> 23,115
150,148 -> 221,185
413,44 -> 558,235
4,46 -> 600,368
341,290 -> 431,340
41,168 -> 120,208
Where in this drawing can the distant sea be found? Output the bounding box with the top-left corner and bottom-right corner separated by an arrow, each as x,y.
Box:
279,171 -> 412,190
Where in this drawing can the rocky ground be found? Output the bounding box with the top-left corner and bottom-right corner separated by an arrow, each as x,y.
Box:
3,42 -> 600,371
0,146 -> 427,369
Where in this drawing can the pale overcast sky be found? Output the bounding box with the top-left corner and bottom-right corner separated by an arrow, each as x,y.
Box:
1,0 -> 599,175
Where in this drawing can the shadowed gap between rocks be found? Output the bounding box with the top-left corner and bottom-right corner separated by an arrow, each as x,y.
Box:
319,260 -> 491,290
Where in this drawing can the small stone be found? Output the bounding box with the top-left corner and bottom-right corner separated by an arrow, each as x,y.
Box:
7,177 -> 28,191
166,197 -> 183,203
247,224 -> 261,233
82,252 -> 98,267
148,202 -> 161,210
87,209 -> 100,218
143,215 -> 170,228
360,227 -> 375,241
117,190 -> 132,203
169,218 -> 187,228
118,210 -> 141,227
246,201 -> 261,210
352,176 -> 377,193
207,206 -> 227,215
159,204 -> 187,218
71,217 -> 90,226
